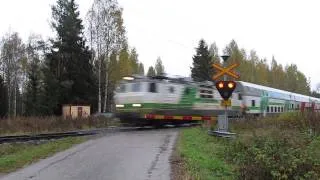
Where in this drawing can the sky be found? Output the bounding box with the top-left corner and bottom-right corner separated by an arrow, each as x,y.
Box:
0,0 -> 319,90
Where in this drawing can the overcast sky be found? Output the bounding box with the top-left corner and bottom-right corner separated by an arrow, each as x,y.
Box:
0,0 -> 319,90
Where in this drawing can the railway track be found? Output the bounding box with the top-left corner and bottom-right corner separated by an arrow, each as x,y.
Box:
0,127 -> 138,144
0,123 -> 201,144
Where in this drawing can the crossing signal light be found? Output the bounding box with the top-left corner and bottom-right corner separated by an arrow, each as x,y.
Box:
215,81 -> 236,100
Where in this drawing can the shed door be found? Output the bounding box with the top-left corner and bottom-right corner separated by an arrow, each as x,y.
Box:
78,107 -> 83,117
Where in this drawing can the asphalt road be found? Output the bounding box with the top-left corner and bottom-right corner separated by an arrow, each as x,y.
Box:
1,129 -> 178,180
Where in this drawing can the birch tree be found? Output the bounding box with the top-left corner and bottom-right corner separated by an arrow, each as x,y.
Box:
0,32 -> 25,117
87,0 -> 126,113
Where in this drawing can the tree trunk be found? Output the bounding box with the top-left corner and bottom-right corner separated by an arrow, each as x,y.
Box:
13,80 -> 16,117
97,41 -> 102,113
103,56 -> 108,113
7,81 -> 11,118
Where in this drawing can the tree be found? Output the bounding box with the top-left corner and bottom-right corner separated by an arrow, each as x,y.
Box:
255,59 -> 269,86
316,83 -> 320,93
43,0 -> 97,115
311,91 -> 320,98
130,48 -> 139,74
223,40 -> 247,81
87,0 -> 126,113
209,42 -> 220,64
147,66 -> 156,77
118,46 -> 131,78
0,75 -> 7,117
138,63 -> 144,75
223,40 -> 246,65
191,39 -> 213,82
191,39 -> 312,96
24,35 -> 43,116
0,32 -> 25,117
155,57 -> 165,75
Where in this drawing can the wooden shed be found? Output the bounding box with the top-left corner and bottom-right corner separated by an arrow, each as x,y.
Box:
62,104 -> 90,119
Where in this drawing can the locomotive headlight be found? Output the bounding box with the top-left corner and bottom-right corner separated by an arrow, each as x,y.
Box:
132,104 -> 142,107
123,76 -> 134,80
116,104 -> 124,108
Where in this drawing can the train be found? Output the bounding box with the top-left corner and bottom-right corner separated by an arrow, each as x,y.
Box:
114,74 -> 320,126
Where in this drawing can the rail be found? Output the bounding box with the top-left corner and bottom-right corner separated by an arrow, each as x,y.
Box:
0,123 -> 201,144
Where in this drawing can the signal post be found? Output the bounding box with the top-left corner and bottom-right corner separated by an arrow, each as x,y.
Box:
210,56 -> 239,137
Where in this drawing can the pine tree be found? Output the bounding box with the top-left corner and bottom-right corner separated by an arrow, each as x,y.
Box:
24,53 -> 41,116
155,57 -> 165,75
147,66 -> 156,77
118,46 -> 131,77
191,39 -> 213,82
311,91 -> 320,98
43,0 -> 97,115
138,63 -> 144,75
130,48 -> 139,74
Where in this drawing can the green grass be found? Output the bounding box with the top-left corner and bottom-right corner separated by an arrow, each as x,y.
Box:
178,127 -> 235,180
0,137 -> 85,173
177,113 -> 320,179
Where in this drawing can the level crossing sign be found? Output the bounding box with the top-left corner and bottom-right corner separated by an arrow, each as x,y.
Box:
212,63 -> 240,80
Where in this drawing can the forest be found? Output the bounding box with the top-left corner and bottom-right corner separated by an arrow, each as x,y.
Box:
0,0 -> 319,118
191,39 -> 320,98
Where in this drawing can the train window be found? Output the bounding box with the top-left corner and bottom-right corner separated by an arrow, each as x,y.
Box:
275,107 -> 278,112
267,106 -> 269,112
281,107 -> 284,112
149,83 -> 157,93
119,84 -> 126,93
132,83 -> 141,92
251,100 -> 255,107
271,106 -> 273,112
169,86 -> 175,93
238,94 -> 243,100
292,104 -> 294,109
278,107 -> 280,112
199,86 -> 213,99
200,94 -> 213,98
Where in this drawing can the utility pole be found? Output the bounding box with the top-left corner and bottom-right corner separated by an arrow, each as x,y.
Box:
209,55 -> 237,138
221,55 -> 229,131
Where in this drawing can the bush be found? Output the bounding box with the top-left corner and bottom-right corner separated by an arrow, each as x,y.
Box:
277,112 -> 320,135
225,128 -> 320,180
231,112 -> 320,135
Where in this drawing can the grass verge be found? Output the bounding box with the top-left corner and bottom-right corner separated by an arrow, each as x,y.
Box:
172,127 -> 235,180
0,137 -> 85,173
173,112 -> 320,179
0,116 -> 113,135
